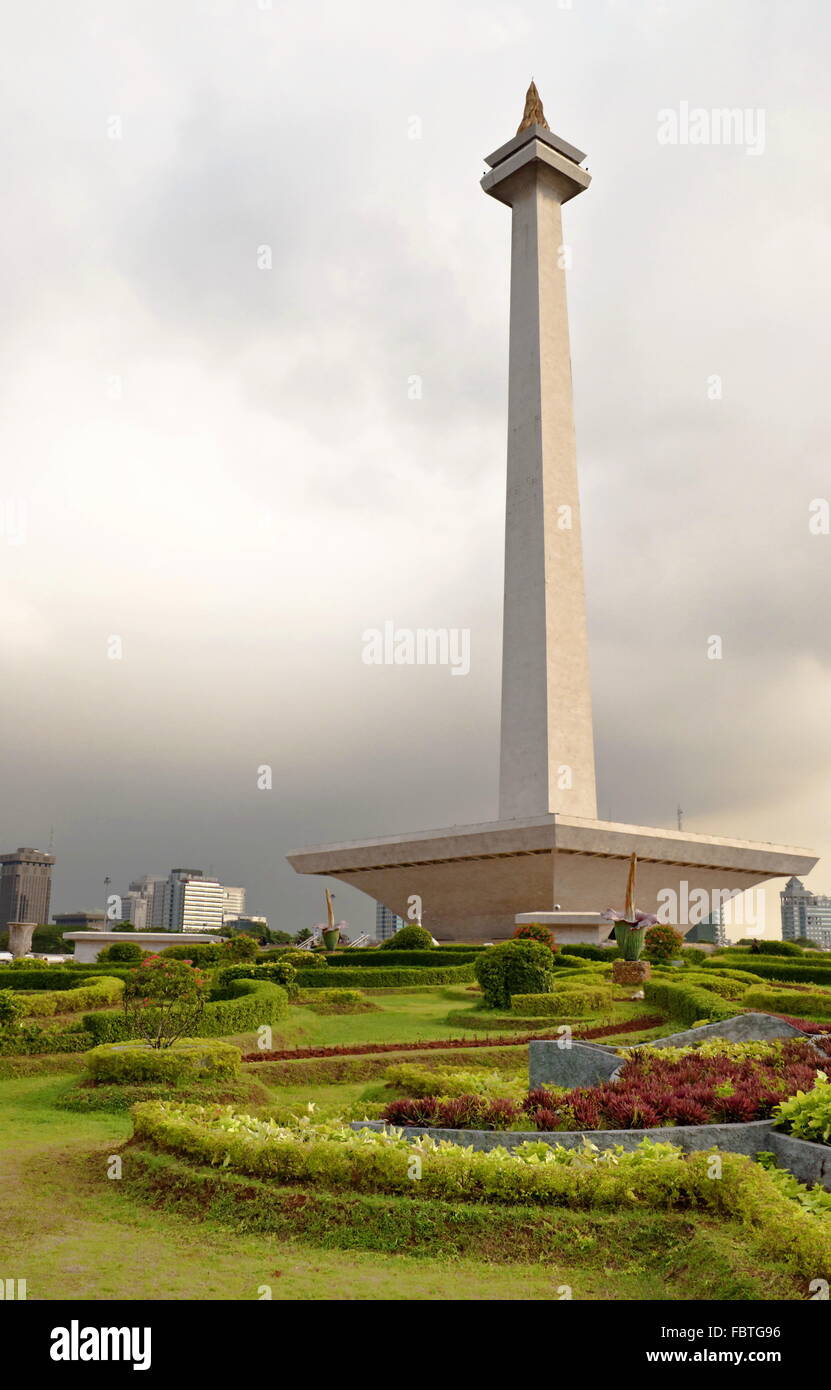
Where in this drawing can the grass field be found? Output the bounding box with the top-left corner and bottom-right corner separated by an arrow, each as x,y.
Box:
0,982 -> 823,1302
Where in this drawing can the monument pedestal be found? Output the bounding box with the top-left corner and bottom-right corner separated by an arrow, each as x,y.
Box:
515,911 -> 611,948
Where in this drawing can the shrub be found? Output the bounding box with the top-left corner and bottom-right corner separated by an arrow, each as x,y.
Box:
681,974 -> 750,1001
10,957 -> 50,970
474,940 -> 555,1009
512,922 -> 556,951
742,985 -> 831,1020
0,990 -> 25,1027
300,989 -> 377,1015
84,1038 -> 241,1084
754,940 -> 805,957
295,965 -> 474,989
383,1062 -> 525,1100
510,987 -> 611,1017
16,976 -> 124,1018
551,943 -> 615,962
97,942 -> 145,964
773,1079 -> 831,1145
644,925 -> 684,962
383,1094 -> 521,1130
159,942 -> 224,967
219,934 -> 259,963
122,958 -> 209,1048
325,950 -> 476,968
644,978 -> 740,1027
84,978 -> 289,1044
277,950 -> 327,970
703,958 -> 831,987
0,1026 -> 95,1056
681,947 -> 707,965
552,953 -> 599,970
214,961 -> 297,992
378,924 -> 434,951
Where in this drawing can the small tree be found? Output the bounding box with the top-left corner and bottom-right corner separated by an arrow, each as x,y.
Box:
643,924 -> 684,962
122,956 -> 209,1049
220,934 -> 259,963
474,940 -> 555,1009
512,922 -> 556,952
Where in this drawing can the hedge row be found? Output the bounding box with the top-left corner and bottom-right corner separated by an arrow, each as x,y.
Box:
85,1038 -> 241,1084
0,1028 -> 94,1056
83,979 -> 289,1044
129,1102 -> 831,1279
0,967 -> 134,991
324,950 -> 478,968
510,987 -> 611,1017
294,965 -> 475,990
704,957 -> 831,987
742,985 -> 831,1019
16,976 -> 124,1017
644,978 -> 740,1027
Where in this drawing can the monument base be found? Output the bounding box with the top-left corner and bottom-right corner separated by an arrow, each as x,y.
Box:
288,813 -> 817,943
515,911 -> 611,948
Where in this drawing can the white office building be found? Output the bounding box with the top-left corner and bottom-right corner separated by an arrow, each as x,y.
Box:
780,877 -> 831,946
221,886 -> 246,924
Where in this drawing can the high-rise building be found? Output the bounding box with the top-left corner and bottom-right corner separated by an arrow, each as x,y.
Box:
128,876 -> 168,928
375,903 -> 403,942
120,892 -> 149,930
0,848 -> 55,928
53,911 -> 107,932
165,869 -> 224,933
780,877 -> 831,944
221,886 -> 246,924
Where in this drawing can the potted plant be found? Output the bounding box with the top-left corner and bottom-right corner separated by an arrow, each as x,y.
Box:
602,854 -> 659,980
320,890 -> 345,952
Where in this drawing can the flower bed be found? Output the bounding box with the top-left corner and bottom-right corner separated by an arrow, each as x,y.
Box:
381,1037 -> 831,1132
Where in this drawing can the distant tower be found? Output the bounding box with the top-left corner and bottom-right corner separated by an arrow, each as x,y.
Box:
375,902 -> 403,942
0,848 -> 55,929
482,83 -> 597,821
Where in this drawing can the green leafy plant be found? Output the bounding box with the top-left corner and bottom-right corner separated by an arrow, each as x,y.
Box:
773,1079 -> 831,1145
84,1037 -> 241,1084
474,940 -> 555,1009
512,922 -> 556,951
97,942 -> 146,964
643,925 -> 684,962
378,924 -> 434,951
122,957 -> 209,1049
510,986 -> 611,1017
0,989 -> 26,1028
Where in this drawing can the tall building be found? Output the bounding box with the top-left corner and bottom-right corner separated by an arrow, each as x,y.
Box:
166,869 -> 224,932
375,903 -> 403,942
221,886 -> 246,924
53,911 -> 107,932
780,877 -> 831,944
128,876 -> 168,928
0,848 -> 55,928
120,892 -> 149,930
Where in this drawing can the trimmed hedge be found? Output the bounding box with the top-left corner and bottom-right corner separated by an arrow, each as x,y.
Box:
644,978 -> 740,1027
16,976 -> 124,1017
511,987 -> 611,1017
0,1027 -> 94,1056
550,943 -> 615,962
0,967 -> 134,991
84,1038 -> 241,1084
742,985 -> 831,1020
325,950 -> 477,968
83,979 -> 289,1044
295,965 -> 475,990
704,957 -> 831,987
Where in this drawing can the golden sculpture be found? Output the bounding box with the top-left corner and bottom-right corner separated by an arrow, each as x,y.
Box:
517,80 -> 549,133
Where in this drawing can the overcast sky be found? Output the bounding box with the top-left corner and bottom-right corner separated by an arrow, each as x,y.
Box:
1,0 -> 829,937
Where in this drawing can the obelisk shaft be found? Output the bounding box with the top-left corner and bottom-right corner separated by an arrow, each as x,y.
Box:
483,112 -> 597,822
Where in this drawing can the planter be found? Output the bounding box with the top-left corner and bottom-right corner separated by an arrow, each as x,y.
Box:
612,959 -> 651,986
613,922 -> 647,961
322,928 -> 341,951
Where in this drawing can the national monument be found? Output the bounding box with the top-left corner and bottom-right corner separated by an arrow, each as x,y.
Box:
287,85 -> 817,941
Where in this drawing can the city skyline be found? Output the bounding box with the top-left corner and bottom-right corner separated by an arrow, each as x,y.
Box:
2,2 -> 830,937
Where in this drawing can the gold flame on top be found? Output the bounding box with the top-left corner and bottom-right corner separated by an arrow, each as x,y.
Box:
517,80 -> 549,133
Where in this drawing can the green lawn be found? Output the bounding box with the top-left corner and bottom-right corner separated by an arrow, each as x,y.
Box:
0,983 -> 820,1302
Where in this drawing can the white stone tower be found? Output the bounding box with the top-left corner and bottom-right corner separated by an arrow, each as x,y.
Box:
482,83 -> 597,821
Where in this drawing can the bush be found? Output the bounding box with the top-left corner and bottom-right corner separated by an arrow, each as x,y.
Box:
378,924 -> 434,951
159,943 -> 225,967
742,985 -> 831,1020
681,974 -> 751,1001
9,956 -> 50,969
510,986 -> 611,1017
681,947 -> 707,965
644,925 -> 684,962
0,990 -> 25,1027
383,1062 -> 525,1100
300,989 -> 377,1015
754,940 -> 805,957
551,943 -> 615,962
474,940 -> 555,1010
703,957 -> 831,987
552,953 -> 603,970
84,1038 -> 241,1084
277,950 -> 327,970
0,1026 -> 95,1056
84,978 -> 289,1044
295,965 -> 474,990
214,961 -> 297,992
219,934 -> 259,963
97,942 -> 146,964
774,1079 -> 831,1145
512,922 -> 556,951
644,978 -> 740,1027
